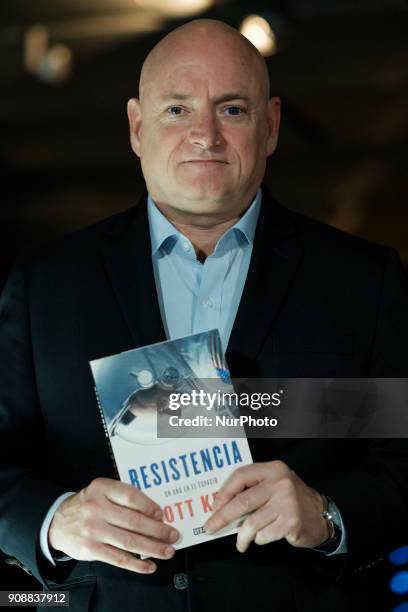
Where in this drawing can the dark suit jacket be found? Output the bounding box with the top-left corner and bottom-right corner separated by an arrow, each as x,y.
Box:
1,188 -> 408,612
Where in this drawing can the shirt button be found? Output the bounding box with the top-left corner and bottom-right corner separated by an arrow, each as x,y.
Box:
182,242 -> 191,252
173,573 -> 188,590
202,297 -> 213,308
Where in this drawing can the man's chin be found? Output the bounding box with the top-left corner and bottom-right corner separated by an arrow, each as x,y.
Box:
173,193 -> 231,215
173,183 -> 233,208
149,184 -> 237,216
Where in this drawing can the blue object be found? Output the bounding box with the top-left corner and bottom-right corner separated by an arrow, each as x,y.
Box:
390,546 -> 408,566
216,367 -> 231,382
392,602 -> 408,612
390,571 -> 408,595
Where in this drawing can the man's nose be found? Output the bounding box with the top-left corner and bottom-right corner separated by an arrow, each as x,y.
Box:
188,112 -> 222,150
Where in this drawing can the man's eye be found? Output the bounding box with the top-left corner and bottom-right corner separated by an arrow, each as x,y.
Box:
167,106 -> 184,115
225,106 -> 244,116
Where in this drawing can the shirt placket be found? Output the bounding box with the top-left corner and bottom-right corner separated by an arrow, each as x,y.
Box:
192,250 -> 230,341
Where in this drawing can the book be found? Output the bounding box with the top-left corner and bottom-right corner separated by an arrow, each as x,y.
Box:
89,329 -> 253,551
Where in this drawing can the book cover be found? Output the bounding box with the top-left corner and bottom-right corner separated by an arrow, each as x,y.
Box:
89,329 -> 253,550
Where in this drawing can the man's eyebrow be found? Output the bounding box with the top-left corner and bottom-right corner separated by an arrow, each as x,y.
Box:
161,93 -> 191,102
212,93 -> 251,104
160,92 -> 251,104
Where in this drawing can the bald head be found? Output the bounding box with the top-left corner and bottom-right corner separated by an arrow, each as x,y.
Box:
127,18 -> 280,219
139,19 -> 270,102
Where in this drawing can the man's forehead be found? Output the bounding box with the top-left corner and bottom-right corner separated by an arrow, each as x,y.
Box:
142,61 -> 262,102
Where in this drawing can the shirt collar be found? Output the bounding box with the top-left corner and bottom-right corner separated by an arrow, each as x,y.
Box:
147,188 -> 262,256
230,188 -> 262,246
147,195 -> 179,256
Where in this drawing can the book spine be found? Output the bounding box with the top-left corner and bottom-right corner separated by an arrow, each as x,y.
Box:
94,385 -> 120,480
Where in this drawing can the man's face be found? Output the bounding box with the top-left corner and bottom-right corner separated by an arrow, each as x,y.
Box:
128,30 -> 280,217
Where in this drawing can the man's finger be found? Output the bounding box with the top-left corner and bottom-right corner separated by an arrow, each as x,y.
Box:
104,500 -> 179,543
101,479 -> 163,519
89,541 -> 158,574
254,516 -> 288,547
213,462 -> 285,510
236,502 -> 279,553
101,523 -> 176,560
204,480 -> 271,534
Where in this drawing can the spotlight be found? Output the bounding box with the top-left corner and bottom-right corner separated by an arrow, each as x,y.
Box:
36,44 -> 73,85
24,24 -> 49,74
240,15 -> 277,57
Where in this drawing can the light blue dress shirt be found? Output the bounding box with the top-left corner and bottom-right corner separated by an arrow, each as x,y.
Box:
147,189 -> 261,353
40,189 -> 346,562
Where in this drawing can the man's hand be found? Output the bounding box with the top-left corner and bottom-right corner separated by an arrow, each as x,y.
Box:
203,461 -> 329,553
48,478 -> 180,574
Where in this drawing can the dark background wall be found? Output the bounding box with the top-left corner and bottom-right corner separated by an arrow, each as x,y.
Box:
1,0 -> 407,605
2,0 -> 408,287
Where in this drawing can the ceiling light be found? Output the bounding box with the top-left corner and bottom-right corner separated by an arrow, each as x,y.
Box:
240,15 -> 277,56
37,44 -> 73,85
24,24 -> 49,74
134,0 -> 213,18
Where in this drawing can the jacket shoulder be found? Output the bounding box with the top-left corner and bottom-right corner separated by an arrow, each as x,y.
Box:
23,204 -> 141,272
285,205 -> 395,262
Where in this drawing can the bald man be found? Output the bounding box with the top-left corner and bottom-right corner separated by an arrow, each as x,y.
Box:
1,19 -> 408,612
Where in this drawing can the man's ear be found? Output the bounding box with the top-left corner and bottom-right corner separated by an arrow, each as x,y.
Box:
127,98 -> 142,157
266,96 -> 281,156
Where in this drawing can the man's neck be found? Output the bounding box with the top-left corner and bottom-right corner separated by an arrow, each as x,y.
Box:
152,197 -> 255,262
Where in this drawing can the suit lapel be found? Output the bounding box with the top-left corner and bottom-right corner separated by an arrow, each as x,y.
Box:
100,193 -> 167,349
100,188 -> 303,369
226,189 -> 303,376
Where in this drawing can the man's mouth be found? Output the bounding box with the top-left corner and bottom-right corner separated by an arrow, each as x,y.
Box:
183,159 -> 228,164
